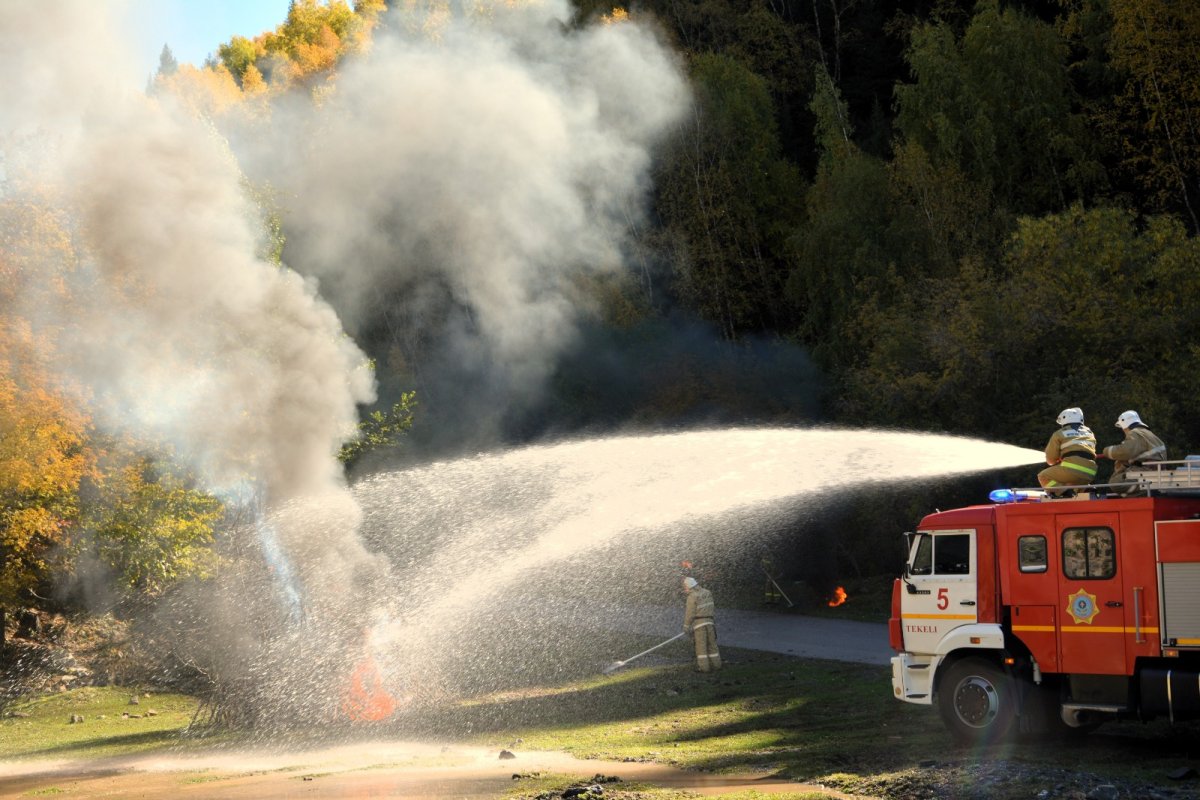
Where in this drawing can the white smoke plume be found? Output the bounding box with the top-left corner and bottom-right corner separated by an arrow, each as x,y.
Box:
1,0 -> 691,720
235,0 -> 691,436
0,0 -> 379,616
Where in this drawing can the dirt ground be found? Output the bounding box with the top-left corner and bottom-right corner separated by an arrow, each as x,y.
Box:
0,741 -> 860,799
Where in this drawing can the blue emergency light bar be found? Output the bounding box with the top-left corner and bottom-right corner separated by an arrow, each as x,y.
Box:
989,488 -> 1047,504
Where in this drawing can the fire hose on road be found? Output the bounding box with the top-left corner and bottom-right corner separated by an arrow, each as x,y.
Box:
603,632 -> 685,673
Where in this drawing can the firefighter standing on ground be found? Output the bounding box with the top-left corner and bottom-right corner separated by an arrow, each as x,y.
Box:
1038,407 -> 1098,494
1100,410 -> 1167,489
682,577 -> 721,672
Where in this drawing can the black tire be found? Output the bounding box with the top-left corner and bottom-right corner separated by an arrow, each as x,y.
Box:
937,657 -> 1016,745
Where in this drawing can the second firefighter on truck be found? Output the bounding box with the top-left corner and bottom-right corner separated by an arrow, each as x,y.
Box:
1039,407 -> 1098,494
1102,410 -> 1167,490
682,577 -> 721,672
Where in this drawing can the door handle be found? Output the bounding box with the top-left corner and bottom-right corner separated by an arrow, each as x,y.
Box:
960,600 -> 976,606
1134,587 -> 1144,644
1106,601 -> 1123,608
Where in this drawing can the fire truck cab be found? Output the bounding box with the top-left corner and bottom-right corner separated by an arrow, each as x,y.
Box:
890,461 -> 1200,743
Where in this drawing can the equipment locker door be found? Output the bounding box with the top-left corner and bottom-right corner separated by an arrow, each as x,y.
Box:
1056,512 -> 1126,675
902,528 -> 978,654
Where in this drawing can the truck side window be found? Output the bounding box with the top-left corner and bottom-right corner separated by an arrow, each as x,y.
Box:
1062,527 -> 1115,580
933,533 -> 971,575
910,534 -> 932,575
1018,535 -> 1047,573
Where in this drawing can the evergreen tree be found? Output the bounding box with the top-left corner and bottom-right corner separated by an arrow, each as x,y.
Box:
157,43 -> 178,77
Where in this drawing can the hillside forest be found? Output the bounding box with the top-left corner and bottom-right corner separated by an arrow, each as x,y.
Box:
2,0 -> 1200,636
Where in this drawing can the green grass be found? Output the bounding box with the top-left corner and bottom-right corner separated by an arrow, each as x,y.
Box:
413,650 -> 919,779
0,686 -> 201,761
4,640 -> 1199,799
400,643 -> 1200,798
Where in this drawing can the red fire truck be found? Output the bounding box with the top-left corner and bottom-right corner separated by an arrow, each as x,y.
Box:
890,461 -> 1200,743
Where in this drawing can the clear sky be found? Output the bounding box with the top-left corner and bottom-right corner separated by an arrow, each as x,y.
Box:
129,0 -> 293,76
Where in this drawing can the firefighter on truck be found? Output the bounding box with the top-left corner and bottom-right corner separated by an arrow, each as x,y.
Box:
889,433 -> 1200,744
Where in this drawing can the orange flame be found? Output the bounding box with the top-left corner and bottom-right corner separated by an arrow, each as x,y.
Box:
827,586 -> 848,607
341,653 -> 396,722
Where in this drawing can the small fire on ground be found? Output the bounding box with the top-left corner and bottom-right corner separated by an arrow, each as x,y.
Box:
827,586 -> 848,607
342,653 -> 396,722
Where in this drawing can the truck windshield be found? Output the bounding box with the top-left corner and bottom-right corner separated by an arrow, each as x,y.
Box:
909,531 -> 971,576
910,534 -> 932,575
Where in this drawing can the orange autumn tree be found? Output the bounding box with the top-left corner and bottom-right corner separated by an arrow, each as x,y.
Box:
0,192 -> 226,633
0,199 -> 91,634
0,330 -> 90,610
216,0 -> 384,91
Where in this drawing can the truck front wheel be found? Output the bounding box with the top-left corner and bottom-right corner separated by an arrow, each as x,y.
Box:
937,657 -> 1016,745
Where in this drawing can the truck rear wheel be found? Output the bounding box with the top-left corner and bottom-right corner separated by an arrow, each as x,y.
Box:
937,657 -> 1016,745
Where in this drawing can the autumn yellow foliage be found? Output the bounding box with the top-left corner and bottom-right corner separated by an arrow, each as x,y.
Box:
0,198 -> 223,611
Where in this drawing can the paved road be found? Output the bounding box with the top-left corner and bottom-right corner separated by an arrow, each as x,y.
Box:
598,604 -> 893,666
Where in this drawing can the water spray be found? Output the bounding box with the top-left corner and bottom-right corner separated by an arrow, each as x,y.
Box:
356,427 -> 1043,700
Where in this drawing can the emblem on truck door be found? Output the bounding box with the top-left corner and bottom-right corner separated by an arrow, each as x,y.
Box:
1066,588 -> 1099,624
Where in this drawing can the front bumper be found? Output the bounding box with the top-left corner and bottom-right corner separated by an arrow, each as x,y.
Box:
891,651 -> 939,706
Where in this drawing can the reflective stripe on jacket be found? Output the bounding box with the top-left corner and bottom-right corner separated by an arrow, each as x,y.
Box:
1044,424 -> 1097,464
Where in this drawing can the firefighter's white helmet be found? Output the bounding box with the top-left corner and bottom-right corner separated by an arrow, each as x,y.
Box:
1056,407 -> 1084,425
682,577 -> 698,589
1116,410 -> 1143,429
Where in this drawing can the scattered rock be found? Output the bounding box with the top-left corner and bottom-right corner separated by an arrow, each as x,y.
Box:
68,714 -> 84,724
562,785 -> 604,798
1085,785 -> 1119,800
9,711 -> 31,719
499,749 -> 516,760
664,689 -> 679,696
590,774 -> 621,784
128,714 -> 142,719
146,709 -> 158,716
16,609 -> 41,639
1168,767 -> 1197,781
121,713 -> 129,719
303,776 -> 313,781
129,695 -> 139,705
